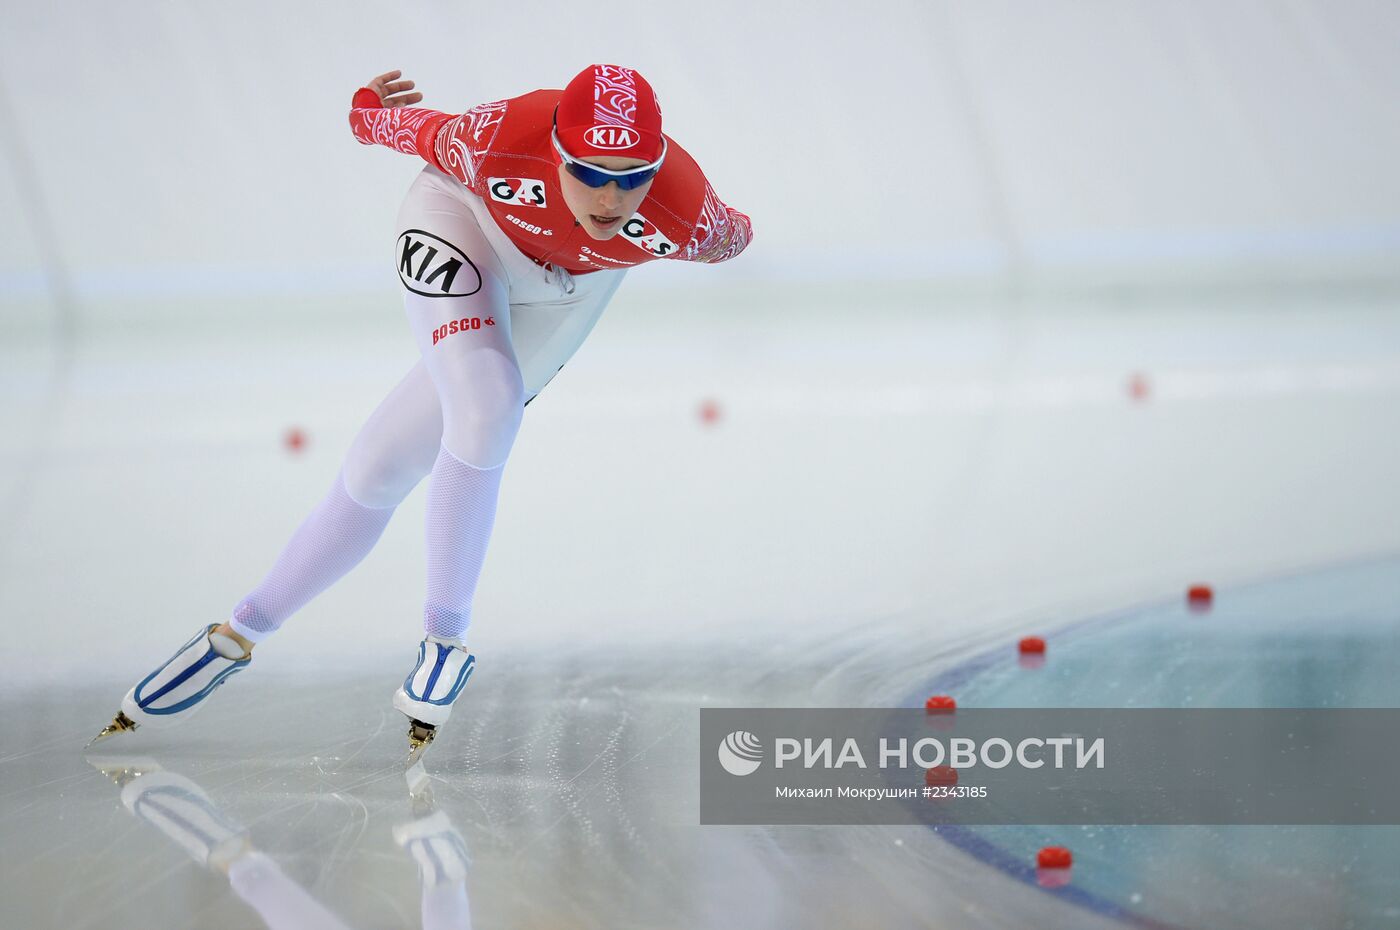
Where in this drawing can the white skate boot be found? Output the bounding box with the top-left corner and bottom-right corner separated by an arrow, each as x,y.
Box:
393,635 -> 475,763
89,623 -> 252,745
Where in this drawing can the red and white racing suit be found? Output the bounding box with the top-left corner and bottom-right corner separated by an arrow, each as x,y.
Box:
227,86 -> 752,647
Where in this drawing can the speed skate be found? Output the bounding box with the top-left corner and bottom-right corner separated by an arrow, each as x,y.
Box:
89,624 -> 252,745
87,626 -> 473,766
393,635 -> 476,764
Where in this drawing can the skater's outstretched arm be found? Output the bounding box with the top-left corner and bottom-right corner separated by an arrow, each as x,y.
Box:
348,69 -> 503,195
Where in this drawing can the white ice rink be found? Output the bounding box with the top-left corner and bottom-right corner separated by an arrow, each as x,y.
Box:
4,288 -> 1400,928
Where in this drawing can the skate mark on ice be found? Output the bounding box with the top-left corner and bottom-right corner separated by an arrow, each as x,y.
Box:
308,708 -> 389,775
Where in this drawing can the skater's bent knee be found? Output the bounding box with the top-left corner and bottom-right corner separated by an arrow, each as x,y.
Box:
438,373 -> 526,468
440,406 -> 522,468
434,349 -> 526,415
343,450 -> 433,509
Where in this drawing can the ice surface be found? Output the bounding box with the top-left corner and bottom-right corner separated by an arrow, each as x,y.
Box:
3,296 -> 1400,928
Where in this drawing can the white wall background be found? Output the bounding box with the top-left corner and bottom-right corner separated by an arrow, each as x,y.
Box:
2,0 -> 1399,331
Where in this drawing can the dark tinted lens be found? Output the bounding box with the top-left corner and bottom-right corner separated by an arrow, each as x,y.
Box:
566,161 -> 658,190
564,162 -> 610,188
614,167 -> 659,190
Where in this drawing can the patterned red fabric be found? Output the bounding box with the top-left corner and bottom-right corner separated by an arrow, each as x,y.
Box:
349,88 -> 752,273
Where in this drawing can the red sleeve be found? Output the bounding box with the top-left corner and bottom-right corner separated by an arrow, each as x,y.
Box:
348,89 -> 510,198
678,182 -> 753,264
348,89 -> 454,171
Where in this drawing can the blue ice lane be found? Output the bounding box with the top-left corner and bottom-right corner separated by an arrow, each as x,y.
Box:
912,554 -> 1400,930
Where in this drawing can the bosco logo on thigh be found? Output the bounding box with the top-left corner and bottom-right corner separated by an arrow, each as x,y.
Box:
432,316 -> 496,345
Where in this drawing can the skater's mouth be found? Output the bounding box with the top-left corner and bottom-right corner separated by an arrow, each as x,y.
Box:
589,214 -> 622,230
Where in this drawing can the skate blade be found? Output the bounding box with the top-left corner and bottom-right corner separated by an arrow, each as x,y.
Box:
87,711 -> 139,748
405,719 -> 437,768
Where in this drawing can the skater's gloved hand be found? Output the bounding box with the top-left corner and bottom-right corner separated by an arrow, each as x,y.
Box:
357,70 -> 423,110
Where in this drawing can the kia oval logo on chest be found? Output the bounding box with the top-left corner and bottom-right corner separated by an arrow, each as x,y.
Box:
584,125 -> 638,149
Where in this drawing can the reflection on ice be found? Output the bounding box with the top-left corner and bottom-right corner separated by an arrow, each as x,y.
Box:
85,754 -> 473,930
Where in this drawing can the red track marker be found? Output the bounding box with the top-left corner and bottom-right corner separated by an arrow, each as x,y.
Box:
1127,372 -> 1151,402
925,765 -> 959,787
924,695 -> 956,714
